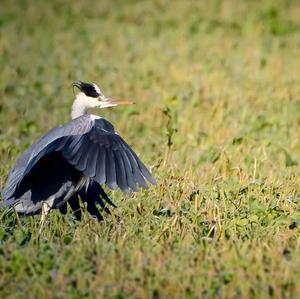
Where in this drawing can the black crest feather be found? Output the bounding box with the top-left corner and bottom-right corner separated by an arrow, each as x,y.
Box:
72,81 -> 99,98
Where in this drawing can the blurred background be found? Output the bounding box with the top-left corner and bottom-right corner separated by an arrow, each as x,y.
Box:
1,0 -> 300,298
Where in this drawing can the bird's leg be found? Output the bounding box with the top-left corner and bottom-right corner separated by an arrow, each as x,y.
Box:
38,202 -> 51,234
13,207 -> 23,228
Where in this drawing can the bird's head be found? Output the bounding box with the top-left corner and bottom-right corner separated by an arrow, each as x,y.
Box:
72,81 -> 132,109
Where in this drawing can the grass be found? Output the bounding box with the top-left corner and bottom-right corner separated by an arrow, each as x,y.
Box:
1,0 -> 300,298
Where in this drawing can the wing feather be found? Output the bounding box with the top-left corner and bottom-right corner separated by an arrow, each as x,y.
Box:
129,148 -> 157,185
83,145 -> 99,178
115,150 -> 129,192
63,136 -> 83,158
94,147 -> 106,184
120,151 -> 138,191
124,149 -> 148,189
76,149 -> 90,172
67,136 -> 91,166
105,149 -> 118,190
2,116 -> 155,203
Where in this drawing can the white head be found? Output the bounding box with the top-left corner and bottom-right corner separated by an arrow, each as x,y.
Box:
71,81 -> 132,119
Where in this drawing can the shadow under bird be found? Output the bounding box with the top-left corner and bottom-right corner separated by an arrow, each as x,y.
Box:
0,81 -> 156,225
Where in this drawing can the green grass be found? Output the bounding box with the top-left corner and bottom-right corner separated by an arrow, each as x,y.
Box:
1,0 -> 300,298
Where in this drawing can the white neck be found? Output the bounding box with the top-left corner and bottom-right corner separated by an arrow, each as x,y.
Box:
71,92 -> 100,119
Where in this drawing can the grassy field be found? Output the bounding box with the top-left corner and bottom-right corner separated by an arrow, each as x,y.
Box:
1,0 -> 300,298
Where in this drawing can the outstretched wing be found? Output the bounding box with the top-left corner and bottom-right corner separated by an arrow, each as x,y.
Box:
1,115 -> 94,200
60,118 -> 156,192
2,115 -> 155,200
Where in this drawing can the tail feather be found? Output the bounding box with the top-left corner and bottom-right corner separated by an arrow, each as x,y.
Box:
78,180 -> 115,218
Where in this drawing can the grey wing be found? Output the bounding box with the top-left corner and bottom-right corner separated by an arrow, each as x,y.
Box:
2,115 -> 156,201
61,118 -> 156,193
1,115 -> 93,200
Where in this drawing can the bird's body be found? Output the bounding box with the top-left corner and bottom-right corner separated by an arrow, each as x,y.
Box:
0,82 -> 155,221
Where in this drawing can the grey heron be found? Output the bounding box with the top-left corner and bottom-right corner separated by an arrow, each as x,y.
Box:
0,81 -> 156,224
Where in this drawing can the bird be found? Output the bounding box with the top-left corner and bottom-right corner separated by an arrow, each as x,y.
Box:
0,81 -> 156,227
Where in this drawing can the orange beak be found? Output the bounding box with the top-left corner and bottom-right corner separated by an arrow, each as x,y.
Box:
105,98 -> 133,106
